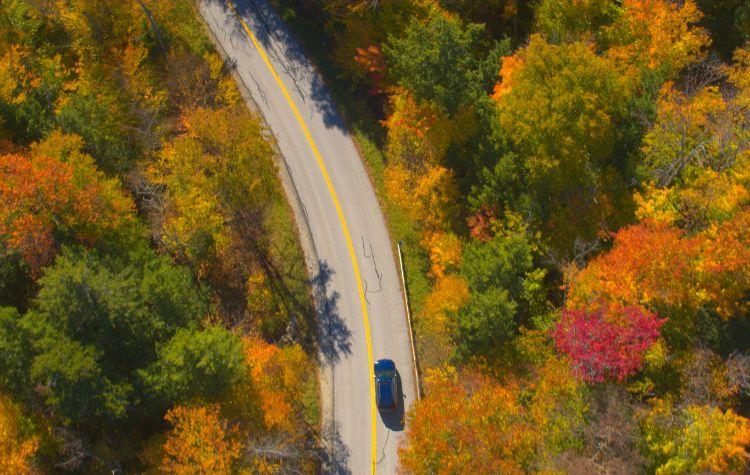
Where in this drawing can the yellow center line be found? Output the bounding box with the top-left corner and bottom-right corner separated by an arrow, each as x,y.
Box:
224,2 -> 378,473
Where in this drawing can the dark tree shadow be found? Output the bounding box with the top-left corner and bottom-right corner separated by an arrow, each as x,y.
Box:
379,372 -> 406,432
320,420 -> 352,475
225,0 -> 347,130
312,260 -> 352,365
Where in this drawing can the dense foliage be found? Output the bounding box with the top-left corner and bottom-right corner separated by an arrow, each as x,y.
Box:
270,0 -> 750,472
4,0 -> 750,471
0,0 -> 318,472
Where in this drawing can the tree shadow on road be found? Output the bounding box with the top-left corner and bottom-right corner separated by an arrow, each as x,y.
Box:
320,420 -> 352,475
224,0 -> 346,130
312,260 -> 352,365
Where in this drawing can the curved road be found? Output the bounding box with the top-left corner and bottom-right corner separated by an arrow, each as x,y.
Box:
199,1 -> 417,473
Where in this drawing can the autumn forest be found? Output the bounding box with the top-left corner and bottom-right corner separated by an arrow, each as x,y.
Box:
1,1 -> 318,472
268,0 -> 750,473
2,0 -> 750,473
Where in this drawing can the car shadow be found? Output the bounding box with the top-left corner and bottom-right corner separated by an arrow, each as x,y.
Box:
379,372 -> 405,432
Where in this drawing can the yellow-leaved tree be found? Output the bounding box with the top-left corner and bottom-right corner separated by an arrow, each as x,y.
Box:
148,106 -> 279,269
161,404 -> 241,475
0,395 -> 38,473
641,400 -> 750,474
604,0 -> 709,79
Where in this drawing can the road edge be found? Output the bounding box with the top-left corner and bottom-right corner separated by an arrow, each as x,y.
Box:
196,4 -> 336,469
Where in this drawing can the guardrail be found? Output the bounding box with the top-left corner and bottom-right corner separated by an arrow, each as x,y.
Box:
397,241 -> 421,400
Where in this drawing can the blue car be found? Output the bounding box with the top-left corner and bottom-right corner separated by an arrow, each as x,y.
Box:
374,359 -> 400,413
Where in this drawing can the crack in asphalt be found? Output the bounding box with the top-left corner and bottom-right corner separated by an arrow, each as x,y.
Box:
376,428 -> 391,465
361,236 -> 383,294
248,0 -> 308,102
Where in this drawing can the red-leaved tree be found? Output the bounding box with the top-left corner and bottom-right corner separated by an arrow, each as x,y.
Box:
0,151 -> 135,274
552,306 -> 666,382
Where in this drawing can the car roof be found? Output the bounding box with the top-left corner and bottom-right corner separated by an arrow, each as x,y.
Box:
374,359 -> 396,373
378,379 -> 394,404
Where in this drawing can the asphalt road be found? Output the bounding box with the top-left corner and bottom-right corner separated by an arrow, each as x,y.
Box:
200,1 -> 417,473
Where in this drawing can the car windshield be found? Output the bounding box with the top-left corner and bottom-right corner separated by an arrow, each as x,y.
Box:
375,359 -> 395,373
378,380 -> 393,404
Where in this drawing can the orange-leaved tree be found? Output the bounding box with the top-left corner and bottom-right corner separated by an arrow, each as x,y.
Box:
567,221 -> 701,312
240,336 -> 313,433
0,135 -> 136,274
416,274 -> 470,368
700,208 -> 750,318
424,231 -> 463,280
399,366 -> 533,474
383,89 -> 454,170
567,209 -> 750,348
399,356 -> 587,474
604,0 -> 709,79
382,88 -> 459,239
217,336 -> 317,473
569,212 -> 750,316
161,404 -> 241,475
